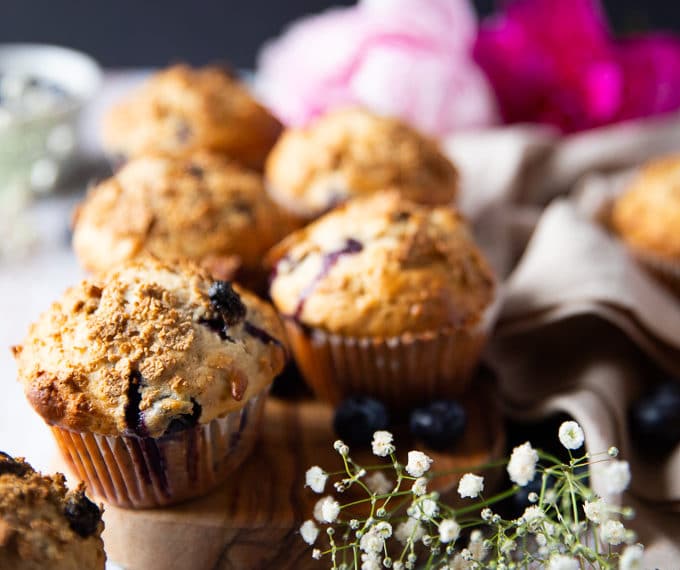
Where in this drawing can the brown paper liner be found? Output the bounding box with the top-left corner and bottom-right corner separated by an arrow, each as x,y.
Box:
634,250 -> 680,296
51,392 -> 265,509
283,301 -> 498,408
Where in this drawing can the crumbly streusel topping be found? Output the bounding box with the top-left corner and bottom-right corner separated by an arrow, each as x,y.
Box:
268,192 -> 494,337
14,259 -> 287,437
265,108 -> 458,218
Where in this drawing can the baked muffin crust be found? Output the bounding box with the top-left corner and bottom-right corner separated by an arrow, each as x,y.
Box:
612,155 -> 680,261
265,108 -> 459,219
73,152 -> 294,276
0,452 -> 105,570
102,64 -> 282,169
14,259 -> 287,438
268,192 -> 494,337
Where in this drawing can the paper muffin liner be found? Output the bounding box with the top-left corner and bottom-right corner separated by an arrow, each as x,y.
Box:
51,392 -> 266,509
284,298 -> 500,408
633,250 -> 680,296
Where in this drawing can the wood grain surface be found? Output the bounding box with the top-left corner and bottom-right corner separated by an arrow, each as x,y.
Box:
100,389 -> 504,570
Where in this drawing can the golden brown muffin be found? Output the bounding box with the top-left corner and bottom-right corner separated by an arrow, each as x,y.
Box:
269,192 -> 494,337
14,258 -> 287,438
265,108 -> 459,220
612,155 -> 680,262
13,259 -> 288,508
102,64 -> 282,170
72,152 -> 296,283
268,192 -> 495,406
0,452 -> 105,570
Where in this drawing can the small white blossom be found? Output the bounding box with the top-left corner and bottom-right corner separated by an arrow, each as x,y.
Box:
412,477 -> 428,496
395,519 -> 425,544
619,544 -> 644,570
334,440 -> 349,456
601,519 -> 626,545
305,466 -> 328,493
393,563 -> 404,570
481,508 -> 493,521
583,498 -> 607,523
299,520 -> 319,545
366,471 -> 393,495
558,421 -> 585,450
548,554 -> 579,570
603,461 -> 631,494
439,519 -> 461,543
406,451 -> 433,477
458,473 -> 484,499
312,549 -> 322,560
372,431 -> 395,457
507,442 -> 539,487
316,496 -> 341,523
360,530 -> 385,553
374,521 -> 392,538
361,552 -> 382,570
521,505 -> 544,530
414,498 -> 439,520
608,446 -> 619,457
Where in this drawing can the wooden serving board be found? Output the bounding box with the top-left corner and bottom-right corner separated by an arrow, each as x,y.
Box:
99,391 -> 504,570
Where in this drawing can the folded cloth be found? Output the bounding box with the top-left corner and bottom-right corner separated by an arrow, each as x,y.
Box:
487,197 -> 680,564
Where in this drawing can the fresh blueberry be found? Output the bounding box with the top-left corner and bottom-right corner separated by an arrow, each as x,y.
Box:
208,281 -> 246,325
630,380 -> 680,450
333,397 -> 390,446
409,400 -> 466,451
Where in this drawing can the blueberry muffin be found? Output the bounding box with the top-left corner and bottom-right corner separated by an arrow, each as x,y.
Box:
72,152 -> 296,289
265,108 -> 459,221
0,452 -> 105,570
268,191 -> 496,406
611,156 -> 680,292
102,64 -> 282,170
13,259 -> 288,508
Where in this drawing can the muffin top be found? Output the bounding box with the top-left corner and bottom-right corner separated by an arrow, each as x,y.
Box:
268,192 -> 495,337
611,155 -> 680,261
265,108 -> 459,219
0,453 -> 105,570
13,259 -> 288,438
102,64 -> 282,169
73,152 -> 295,276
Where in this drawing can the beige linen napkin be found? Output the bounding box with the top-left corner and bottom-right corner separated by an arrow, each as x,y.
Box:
487,198 -> 680,563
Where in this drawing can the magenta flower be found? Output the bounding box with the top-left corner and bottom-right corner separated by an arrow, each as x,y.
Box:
474,0 -> 680,133
256,0 -> 498,137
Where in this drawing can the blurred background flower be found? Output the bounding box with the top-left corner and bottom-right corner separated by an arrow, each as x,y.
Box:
255,0 -> 499,137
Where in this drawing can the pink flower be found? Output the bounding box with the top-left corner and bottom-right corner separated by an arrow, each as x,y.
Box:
256,0 -> 498,137
474,0 -> 680,133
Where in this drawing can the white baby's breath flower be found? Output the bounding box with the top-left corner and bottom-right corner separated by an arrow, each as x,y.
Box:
603,461 -> 631,494
468,530 -> 487,561
333,439 -> 349,456
359,529 -> 385,553
439,519 -> 461,543
305,466 -> 328,493
412,477 -> 428,496
507,442 -> 539,487
558,421 -> 585,450
548,554 -> 579,570
361,552 -> 382,570
601,519 -> 626,545
312,548 -> 322,560
299,520 -> 319,545
374,521 -> 392,538
619,544 -> 644,570
583,498 -> 607,523
414,498 -> 439,520
372,431 -> 395,457
458,473 -> 484,499
481,508 -> 493,521
395,518 -> 425,544
406,451 -> 433,477
315,496 -> 341,523
521,505 -> 544,530
365,471 -> 393,495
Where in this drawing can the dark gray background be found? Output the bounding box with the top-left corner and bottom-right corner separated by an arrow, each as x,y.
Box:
1,0 -> 676,68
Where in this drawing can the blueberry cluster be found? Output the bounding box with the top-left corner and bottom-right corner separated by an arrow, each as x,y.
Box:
333,396 -> 467,451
